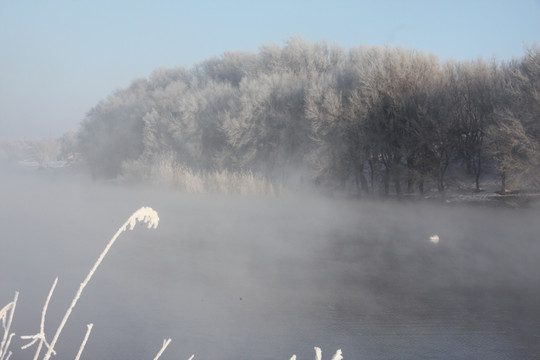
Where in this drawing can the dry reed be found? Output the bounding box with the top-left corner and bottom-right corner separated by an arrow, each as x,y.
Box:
1,207 -> 172,360
0,292 -> 18,360
1,206 -> 342,360
123,156 -> 279,196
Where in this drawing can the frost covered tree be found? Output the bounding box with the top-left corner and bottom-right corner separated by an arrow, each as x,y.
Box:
359,46 -> 441,195
420,60 -> 463,193
224,72 -> 308,179
306,72 -> 370,192
78,79 -> 150,178
485,47 -> 540,192
453,59 -> 501,191
194,51 -> 260,87
515,46 -> 540,141
487,110 -> 536,193
73,38 -> 540,195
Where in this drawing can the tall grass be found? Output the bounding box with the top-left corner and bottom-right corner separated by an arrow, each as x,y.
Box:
1,206 -> 341,360
122,156 -> 280,196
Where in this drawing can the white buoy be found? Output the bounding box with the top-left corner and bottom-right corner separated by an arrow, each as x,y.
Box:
429,234 -> 440,244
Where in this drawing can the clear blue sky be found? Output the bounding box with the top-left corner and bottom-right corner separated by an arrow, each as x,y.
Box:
1,0 -> 539,139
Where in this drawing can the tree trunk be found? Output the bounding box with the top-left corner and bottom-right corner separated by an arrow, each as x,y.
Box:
383,167 -> 390,195
407,158 -> 415,193
394,178 -> 402,196
466,156 -> 472,175
368,160 -> 375,194
472,150 -> 482,192
437,172 -> 444,192
407,172 -> 415,193
358,169 -> 369,193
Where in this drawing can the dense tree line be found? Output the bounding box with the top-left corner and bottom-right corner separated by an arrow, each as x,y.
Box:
76,38 -> 540,195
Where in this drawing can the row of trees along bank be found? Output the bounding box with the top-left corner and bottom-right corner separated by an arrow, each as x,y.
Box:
75,38 -> 540,196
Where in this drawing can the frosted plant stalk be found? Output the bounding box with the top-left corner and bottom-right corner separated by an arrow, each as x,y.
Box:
0,292 -> 18,360
331,349 -> 343,360
153,338 -> 171,360
42,207 -> 159,360
315,347 -> 322,360
314,347 -> 343,360
20,277 -> 58,360
0,303 -> 13,322
73,324 -> 93,360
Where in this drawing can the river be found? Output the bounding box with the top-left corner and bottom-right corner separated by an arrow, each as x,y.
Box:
1,165 -> 539,359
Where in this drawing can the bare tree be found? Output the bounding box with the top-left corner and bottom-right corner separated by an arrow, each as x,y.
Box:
78,79 -> 150,178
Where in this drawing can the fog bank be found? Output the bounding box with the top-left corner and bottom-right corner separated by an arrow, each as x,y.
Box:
1,166 -> 540,359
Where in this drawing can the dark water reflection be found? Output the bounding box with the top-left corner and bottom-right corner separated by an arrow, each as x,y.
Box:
1,166 -> 539,359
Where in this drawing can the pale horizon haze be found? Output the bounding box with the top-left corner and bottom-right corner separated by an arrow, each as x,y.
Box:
1,0 -> 539,140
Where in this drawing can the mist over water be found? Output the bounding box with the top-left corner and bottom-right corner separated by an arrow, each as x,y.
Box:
1,165 -> 540,359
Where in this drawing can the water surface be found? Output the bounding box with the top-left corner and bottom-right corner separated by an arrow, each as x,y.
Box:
1,166 -> 539,359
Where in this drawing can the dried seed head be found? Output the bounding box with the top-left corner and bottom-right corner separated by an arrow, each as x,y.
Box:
126,207 -> 160,231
